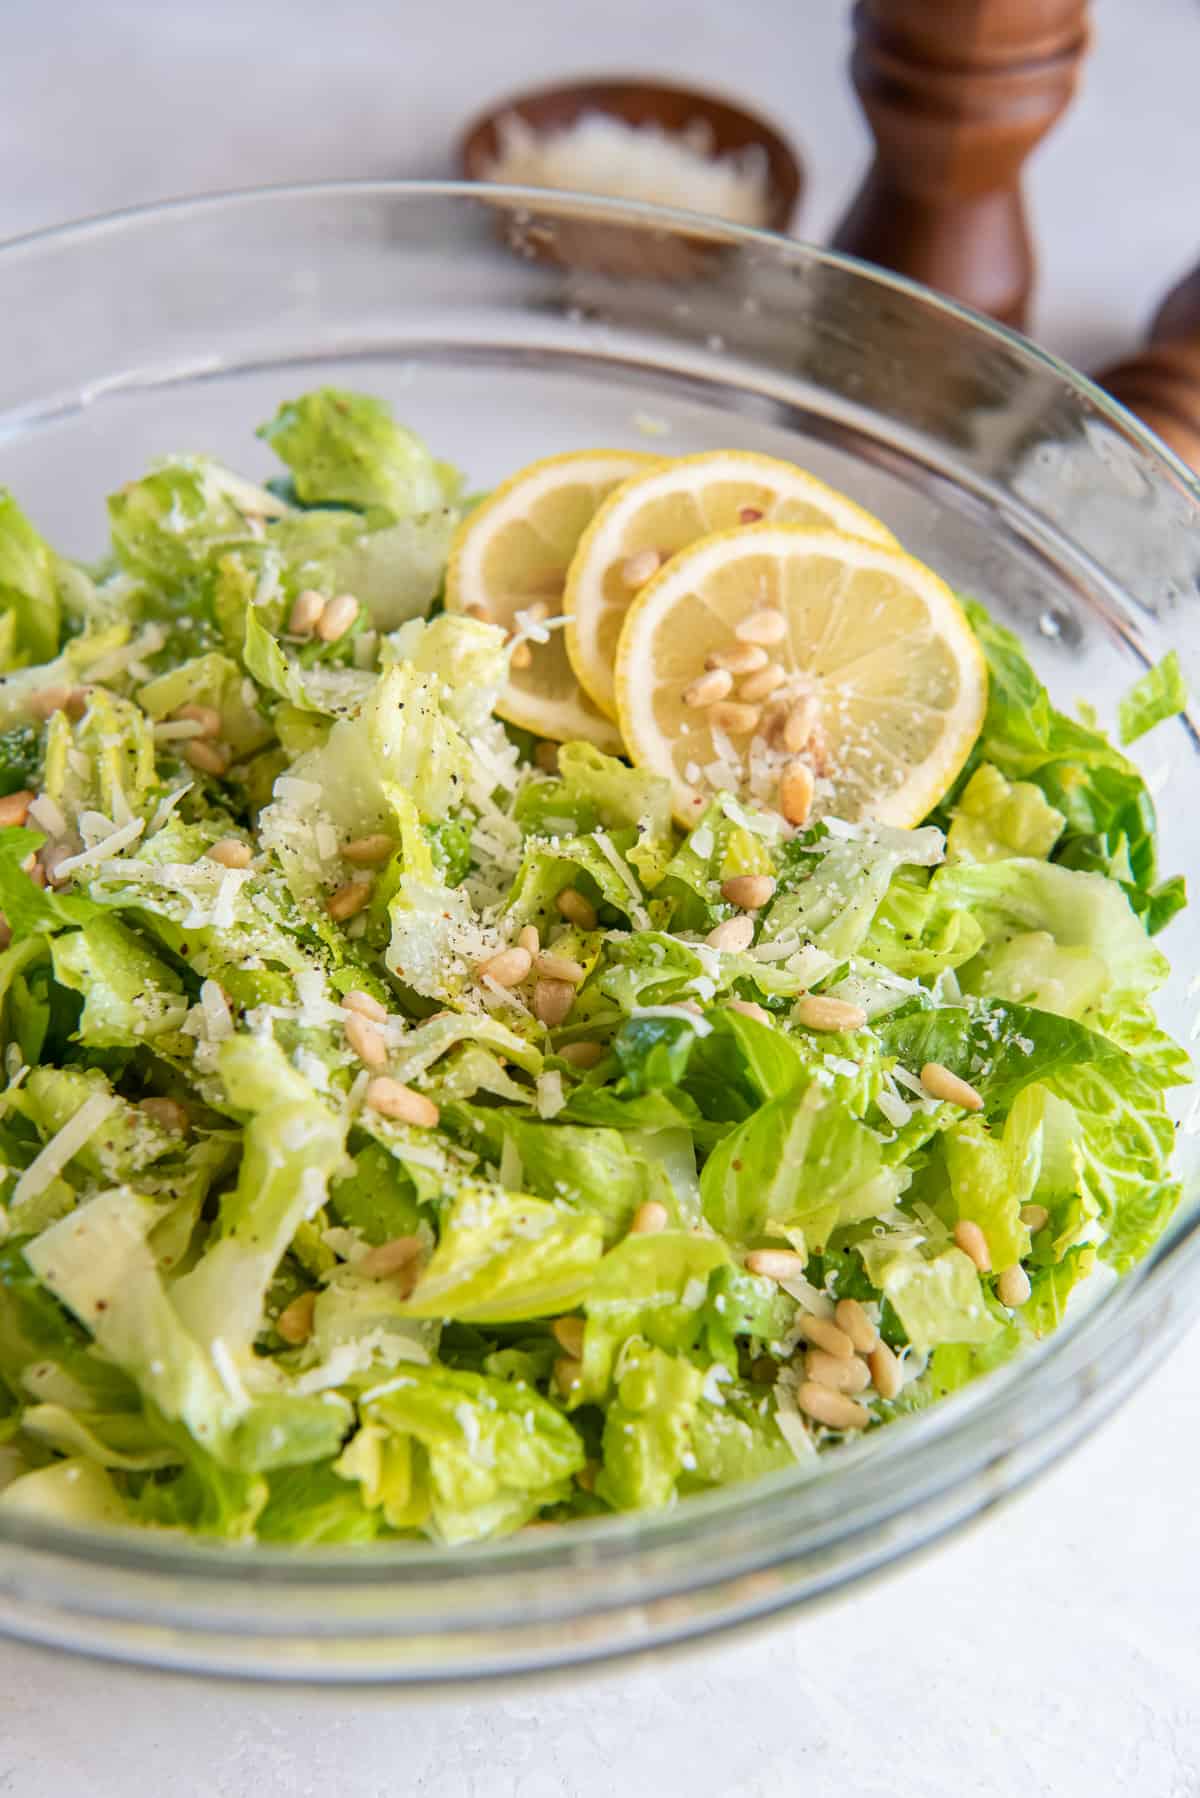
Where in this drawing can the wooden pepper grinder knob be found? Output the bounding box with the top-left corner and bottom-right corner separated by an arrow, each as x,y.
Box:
831,0 -> 1090,329
1099,262 -> 1200,472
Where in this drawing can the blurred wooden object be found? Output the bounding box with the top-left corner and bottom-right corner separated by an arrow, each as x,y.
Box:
831,0 -> 1090,329
1100,262 -> 1200,471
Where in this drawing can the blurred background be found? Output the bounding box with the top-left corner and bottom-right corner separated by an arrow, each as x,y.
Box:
3,0 -> 1198,370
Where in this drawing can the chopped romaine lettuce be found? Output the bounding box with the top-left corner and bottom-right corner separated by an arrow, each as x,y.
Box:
0,394 -> 1185,1545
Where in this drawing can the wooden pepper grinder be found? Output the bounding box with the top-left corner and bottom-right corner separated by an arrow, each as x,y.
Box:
1099,263 -> 1200,472
831,0 -> 1090,330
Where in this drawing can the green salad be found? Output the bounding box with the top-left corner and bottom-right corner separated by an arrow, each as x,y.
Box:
0,389 -> 1189,1546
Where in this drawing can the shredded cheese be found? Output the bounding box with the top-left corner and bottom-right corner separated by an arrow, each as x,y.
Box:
52,816 -> 144,877
12,1093 -> 119,1205
482,111 -> 772,228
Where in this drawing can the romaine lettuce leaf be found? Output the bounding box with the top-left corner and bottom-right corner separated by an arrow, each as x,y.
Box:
258,389 -> 458,519
701,1077 -> 900,1250
351,1362 -> 583,1542
399,1183 -> 604,1324
0,1456 -> 132,1527
960,601 -> 1185,933
858,1238 -> 1001,1353
577,1230 -> 730,1399
50,916 -> 189,1048
760,819 -> 944,961
595,1339 -> 703,1511
945,763 -> 1064,863
0,489 -> 61,667
933,857 -> 1167,1007
1118,651 -> 1187,746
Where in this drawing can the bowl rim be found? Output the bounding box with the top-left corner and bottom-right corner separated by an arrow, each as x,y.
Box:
2,175 -> 1195,497
0,178 -> 1197,1677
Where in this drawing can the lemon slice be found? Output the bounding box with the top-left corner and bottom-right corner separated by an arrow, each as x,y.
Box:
565,450 -> 897,721
444,448 -> 663,748
614,524 -> 987,830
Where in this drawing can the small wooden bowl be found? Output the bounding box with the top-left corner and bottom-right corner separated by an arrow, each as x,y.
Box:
459,78 -> 804,277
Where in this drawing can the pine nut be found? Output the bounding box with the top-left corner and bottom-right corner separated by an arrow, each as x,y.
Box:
512,925 -> 537,957
807,1348 -> 871,1393
796,1381 -> 869,1431
554,1356 -> 583,1396
207,837 -> 252,869
41,843 -> 75,888
706,643 -> 769,675
138,1096 -> 190,1135
326,878 -> 372,921
706,913 -> 755,953
746,1248 -> 806,1283
533,978 -> 575,1028
736,607 -> 787,645
621,547 -> 661,587
835,1298 -> 879,1354
629,1200 -> 669,1235
344,1012 -> 387,1069
365,1078 -> 439,1127
358,1235 -> 424,1278
560,1040 -> 604,1069
782,699 -> 817,755
342,833 -> 395,866
795,994 -> 867,1032
478,945 -> 532,987
576,1462 -> 598,1493
1020,1203 -> 1049,1232
739,662 -> 786,703
997,1264 -> 1032,1308
533,741 -> 559,773
953,1219 -> 991,1273
779,759 -> 814,825
796,1316 -> 855,1359
738,505 -> 763,524
276,1291 -> 317,1346
868,1340 -> 903,1400
534,950 -> 586,984
316,592 -> 358,642
464,603 -> 491,622
920,1061 -> 984,1110
720,874 -> 776,910
552,1316 -> 586,1358
556,887 -> 597,930
342,989 -> 388,1022
173,703 -> 222,737
726,998 -> 770,1025
709,700 -> 761,735
510,640 -> 533,669
683,667 -> 734,708
28,685 -> 81,721
0,790 -> 35,828
288,589 -> 326,635
184,739 -> 231,776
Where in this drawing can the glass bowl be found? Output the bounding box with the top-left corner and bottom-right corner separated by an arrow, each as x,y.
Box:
0,182 -> 1197,1684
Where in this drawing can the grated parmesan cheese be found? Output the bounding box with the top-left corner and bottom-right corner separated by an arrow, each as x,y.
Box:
12,1092 -> 118,1205
592,830 -> 652,929
27,794 -> 66,837
52,816 -> 144,877
483,111 -> 771,228
630,1004 -> 712,1036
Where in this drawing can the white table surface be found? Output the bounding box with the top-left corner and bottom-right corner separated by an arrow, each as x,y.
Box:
3,3 -> 1200,1793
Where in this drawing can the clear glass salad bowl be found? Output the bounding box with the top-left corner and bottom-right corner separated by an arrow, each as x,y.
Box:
0,182 -> 1197,1683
